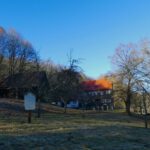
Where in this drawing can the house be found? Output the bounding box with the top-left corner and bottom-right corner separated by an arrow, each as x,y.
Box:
81,78 -> 114,110
62,77 -> 114,110
0,71 -> 49,99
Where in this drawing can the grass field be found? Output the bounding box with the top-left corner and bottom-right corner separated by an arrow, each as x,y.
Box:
0,98 -> 150,150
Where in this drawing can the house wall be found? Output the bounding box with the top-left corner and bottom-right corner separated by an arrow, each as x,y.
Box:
82,89 -> 114,110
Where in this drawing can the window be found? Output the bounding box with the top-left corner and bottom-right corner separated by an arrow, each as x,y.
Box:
98,92 -> 101,96
95,92 -> 98,96
108,90 -> 111,94
101,99 -> 104,103
106,99 -> 111,103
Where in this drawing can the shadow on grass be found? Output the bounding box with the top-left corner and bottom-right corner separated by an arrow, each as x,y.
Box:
0,125 -> 150,150
0,111 -> 148,129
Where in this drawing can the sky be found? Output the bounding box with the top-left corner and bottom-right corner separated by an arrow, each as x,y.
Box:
0,0 -> 150,79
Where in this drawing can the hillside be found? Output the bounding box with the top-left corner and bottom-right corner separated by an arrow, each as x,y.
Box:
0,98 -> 78,115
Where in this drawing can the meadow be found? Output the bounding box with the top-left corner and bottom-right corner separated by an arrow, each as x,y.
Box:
0,98 -> 150,150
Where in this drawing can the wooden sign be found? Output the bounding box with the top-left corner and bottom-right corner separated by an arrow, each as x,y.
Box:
24,92 -> 36,110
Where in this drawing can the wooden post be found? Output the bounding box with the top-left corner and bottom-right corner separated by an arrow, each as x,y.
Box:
37,98 -> 41,118
28,110 -> 31,123
15,88 -> 18,99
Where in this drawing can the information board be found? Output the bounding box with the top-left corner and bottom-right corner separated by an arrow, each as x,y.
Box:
24,92 -> 36,110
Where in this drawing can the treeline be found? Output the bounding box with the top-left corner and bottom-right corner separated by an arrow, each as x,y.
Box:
109,40 -> 150,119
0,27 -> 87,110
0,27 -> 39,77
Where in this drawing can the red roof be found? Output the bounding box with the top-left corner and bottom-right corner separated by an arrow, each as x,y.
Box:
82,78 -> 112,91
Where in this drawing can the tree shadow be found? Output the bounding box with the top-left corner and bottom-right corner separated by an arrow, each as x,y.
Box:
0,125 -> 150,150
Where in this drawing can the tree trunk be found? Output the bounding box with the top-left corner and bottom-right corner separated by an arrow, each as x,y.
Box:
124,81 -> 132,115
81,103 -> 84,112
144,114 -> 148,129
125,86 -> 132,115
61,98 -> 67,113
81,102 -> 86,117
64,103 -> 67,113
125,95 -> 131,115
143,93 -> 148,128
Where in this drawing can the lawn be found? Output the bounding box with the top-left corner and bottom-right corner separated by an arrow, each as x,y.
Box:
0,99 -> 150,150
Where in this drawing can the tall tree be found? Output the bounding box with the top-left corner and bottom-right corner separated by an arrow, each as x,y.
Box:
18,40 -> 38,73
6,30 -> 21,75
52,54 -> 83,113
4,29 -> 39,75
111,43 -> 143,115
0,27 -> 7,78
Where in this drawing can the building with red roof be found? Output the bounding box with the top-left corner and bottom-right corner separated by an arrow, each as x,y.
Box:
81,78 -> 114,110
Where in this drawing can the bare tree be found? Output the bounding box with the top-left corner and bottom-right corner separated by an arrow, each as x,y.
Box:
3,29 -> 39,75
18,40 -> 37,73
111,43 -> 143,115
51,53 -> 83,113
0,27 -> 6,64
0,27 -> 7,78
6,30 -> 21,75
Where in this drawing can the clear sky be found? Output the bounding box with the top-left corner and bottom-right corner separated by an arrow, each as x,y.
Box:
0,0 -> 150,79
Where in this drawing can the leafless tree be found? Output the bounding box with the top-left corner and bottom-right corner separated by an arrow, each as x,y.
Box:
0,27 -> 7,78
111,43 -> 143,115
4,29 -> 39,75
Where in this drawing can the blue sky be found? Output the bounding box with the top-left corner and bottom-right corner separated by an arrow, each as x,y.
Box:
0,0 -> 150,78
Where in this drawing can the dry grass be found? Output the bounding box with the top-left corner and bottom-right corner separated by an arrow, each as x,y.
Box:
0,98 -> 150,150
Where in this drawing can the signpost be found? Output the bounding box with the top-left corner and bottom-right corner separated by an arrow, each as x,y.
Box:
24,92 -> 36,123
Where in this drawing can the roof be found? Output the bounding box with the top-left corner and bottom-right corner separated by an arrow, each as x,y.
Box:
82,78 -> 113,91
0,71 -> 49,89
